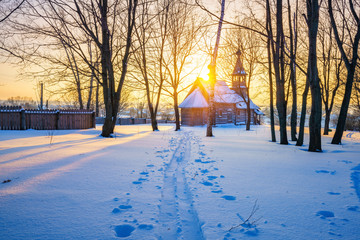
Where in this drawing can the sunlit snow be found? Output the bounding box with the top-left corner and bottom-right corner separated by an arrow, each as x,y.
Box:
1,124 -> 360,239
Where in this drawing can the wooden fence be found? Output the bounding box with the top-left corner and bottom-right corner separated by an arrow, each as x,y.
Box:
0,106 -> 95,130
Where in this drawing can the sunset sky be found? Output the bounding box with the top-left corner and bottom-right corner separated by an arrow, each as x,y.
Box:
0,0 -> 249,102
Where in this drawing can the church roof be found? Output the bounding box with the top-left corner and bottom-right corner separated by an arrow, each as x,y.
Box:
178,87 -> 209,108
179,78 -> 260,110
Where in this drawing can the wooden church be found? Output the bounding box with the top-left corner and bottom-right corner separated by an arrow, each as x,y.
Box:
179,50 -> 263,126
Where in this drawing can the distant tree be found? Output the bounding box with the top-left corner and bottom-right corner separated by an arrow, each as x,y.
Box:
131,0 -> 169,131
318,13 -> 343,135
4,96 -> 37,108
162,0 -> 206,131
222,19 -> 262,131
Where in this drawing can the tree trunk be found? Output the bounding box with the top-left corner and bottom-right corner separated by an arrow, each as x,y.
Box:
288,0 -> 298,141
275,0 -> 288,145
174,92 -> 180,131
206,0 -> 225,137
308,83 -> 322,151
207,64 -> 215,136
95,81 -> 99,117
99,0 -> 114,137
296,78 -> 309,146
290,86 -> 297,141
323,109 -> 330,135
246,101 -> 250,130
307,0 -> 322,152
87,70 -> 94,110
266,0 -> 276,142
332,68 -> 356,144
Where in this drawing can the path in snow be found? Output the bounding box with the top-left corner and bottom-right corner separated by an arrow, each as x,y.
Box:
157,131 -> 204,240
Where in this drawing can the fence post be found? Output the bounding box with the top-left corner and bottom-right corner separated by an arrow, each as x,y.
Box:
56,110 -> 60,130
20,109 -> 26,130
92,111 -> 96,128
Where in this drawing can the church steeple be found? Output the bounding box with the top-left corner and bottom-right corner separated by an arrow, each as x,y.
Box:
232,50 -> 247,76
231,50 -> 247,96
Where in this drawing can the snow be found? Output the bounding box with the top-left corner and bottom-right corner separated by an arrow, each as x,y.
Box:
179,79 -> 261,111
178,88 -> 209,108
1,124 -> 360,239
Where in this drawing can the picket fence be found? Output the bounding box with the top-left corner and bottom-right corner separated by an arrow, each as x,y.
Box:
0,106 -> 95,130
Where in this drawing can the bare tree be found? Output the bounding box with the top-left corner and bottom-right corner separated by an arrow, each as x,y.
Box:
205,0 -> 225,137
305,0 -> 322,152
272,0 -> 288,144
131,0 -> 169,131
222,20 -> 262,131
265,0 -> 276,142
287,0 -> 299,141
296,70 -> 310,146
0,0 -> 25,23
318,13 -> 343,135
329,0 -> 360,144
8,0 -> 138,137
162,0 -> 206,131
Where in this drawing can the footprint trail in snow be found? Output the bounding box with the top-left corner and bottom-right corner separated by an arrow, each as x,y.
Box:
158,131 -> 204,240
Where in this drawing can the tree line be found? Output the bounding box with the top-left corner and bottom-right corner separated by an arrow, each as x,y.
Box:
200,0 -> 360,151
1,0 -> 360,151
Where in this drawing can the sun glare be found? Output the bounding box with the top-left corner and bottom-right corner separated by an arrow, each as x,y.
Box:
198,70 -> 210,81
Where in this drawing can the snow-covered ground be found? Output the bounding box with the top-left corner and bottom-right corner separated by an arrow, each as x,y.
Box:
0,124 -> 359,240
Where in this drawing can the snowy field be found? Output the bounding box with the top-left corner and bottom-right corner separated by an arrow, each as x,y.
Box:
0,124 -> 360,240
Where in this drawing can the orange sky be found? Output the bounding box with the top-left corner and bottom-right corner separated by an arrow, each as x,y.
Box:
0,0 -> 243,102
0,63 -> 37,100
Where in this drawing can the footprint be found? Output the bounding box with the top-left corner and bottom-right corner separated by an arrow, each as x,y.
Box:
112,208 -> 122,214
140,171 -> 149,175
138,224 -> 154,230
201,181 -> 213,186
119,205 -> 132,210
114,224 -> 135,238
316,211 -> 335,219
195,159 -> 214,164
347,206 -> 359,211
327,192 -> 341,195
315,170 -> 336,175
221,195 -> 236,201
211,190 -> 223,194
146,164 -> 154,167
207,176 -> 218,180
132,181 -> 142,184
242,228 -> 259,236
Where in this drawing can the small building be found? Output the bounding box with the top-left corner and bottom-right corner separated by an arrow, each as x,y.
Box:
179,51 -> 263,126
